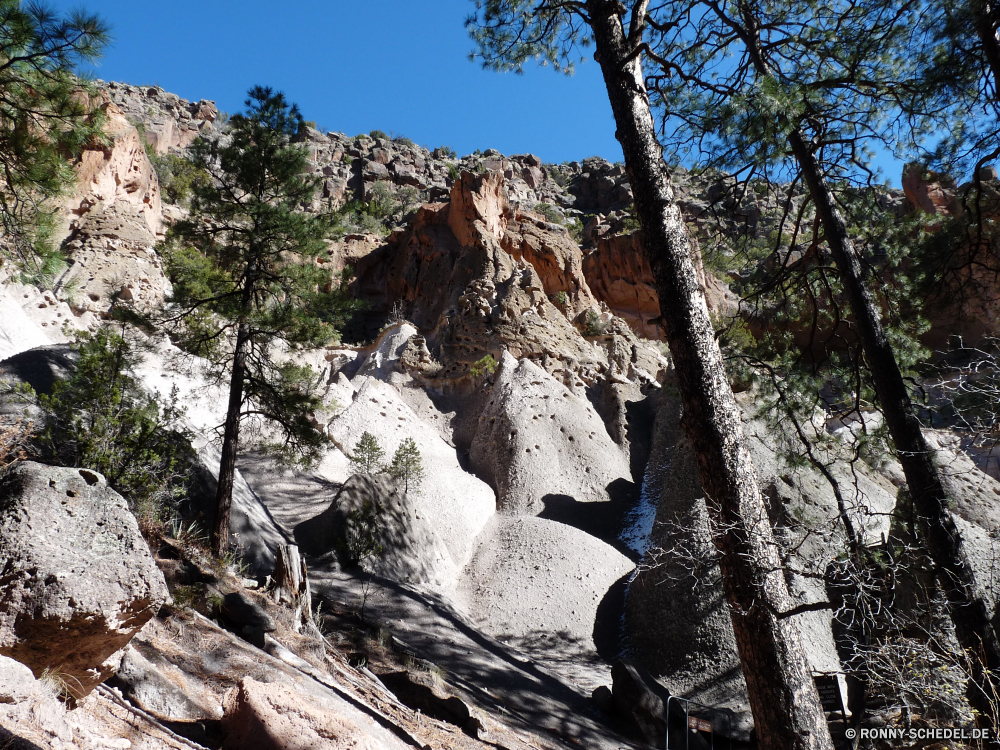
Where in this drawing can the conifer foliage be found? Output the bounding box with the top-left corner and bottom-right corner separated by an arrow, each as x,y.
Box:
390,438 -> 424,494
0,0 -> 109,278
165,86 -> 358,555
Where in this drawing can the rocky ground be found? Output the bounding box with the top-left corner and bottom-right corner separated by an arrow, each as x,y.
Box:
1,80 -> 999,749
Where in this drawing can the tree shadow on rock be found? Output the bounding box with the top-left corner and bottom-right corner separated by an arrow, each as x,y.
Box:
593,570 -> 632,663
538,481 -> 641,561
0,723 -> 46,750
0,344 -> 76,397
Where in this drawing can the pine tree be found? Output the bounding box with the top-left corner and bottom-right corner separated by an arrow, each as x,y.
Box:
350,431 -> 385,475
389,438 -> 424,494
165,86 -> 359,556
634,0 -> 1000,720
468,3 -> 834,746
0,0 -> 109,278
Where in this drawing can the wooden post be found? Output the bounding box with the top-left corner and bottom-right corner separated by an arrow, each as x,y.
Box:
273,544 -> 312,631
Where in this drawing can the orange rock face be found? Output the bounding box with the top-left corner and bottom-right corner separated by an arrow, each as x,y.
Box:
902,163 -> 962,221
67,99 -> 162,239
583,233 -> 661,338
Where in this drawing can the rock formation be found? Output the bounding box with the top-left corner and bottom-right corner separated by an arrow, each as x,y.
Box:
0,462 -> 169,699
3,77 -> 1000,750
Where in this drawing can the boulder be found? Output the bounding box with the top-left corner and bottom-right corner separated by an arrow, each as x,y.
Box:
610,659 -> 711,750
0,462 -> 169,699
294,473 -> 457,587
376,670 -> 481,736
220,592 -> 278,647
457,515 -> 634,690
110,644 -> 223,722
221,677 -> 388,750
611,659 -> 667,746
0,654 -> 75,749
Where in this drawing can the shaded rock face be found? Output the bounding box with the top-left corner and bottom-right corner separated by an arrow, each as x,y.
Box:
221,677 -> 387,750
186,443 -> 291,576
324,372 -> 495,573
903,163 -> 962,220
0,462 -> 169,699
294,473 -> 457,587
899,164 -> 1000,347
583,232 -> 661,339
624,384 -> 897,735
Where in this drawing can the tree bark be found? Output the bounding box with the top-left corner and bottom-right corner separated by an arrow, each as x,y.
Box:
211,317 -> 249,557
787,128 -> 1000,724
273,543 -> 312,631
585,3 -> 834,747
974,0 -> 1000,98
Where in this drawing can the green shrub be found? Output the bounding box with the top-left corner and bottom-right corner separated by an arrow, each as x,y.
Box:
470,354 -> 497,378
393,136 -> 414,148
331,181 -> 399,237
37,326 -> 193,530
342,498 -> 383,567
534,203 -> 562,224
149,152 -> 211,205
437,146 -> 457,159
552,291 -> 569,307
621,215 -> 642,234
369,129 -> 388,140
566,218 -> 584,243
447,164 -> 459,182
583,310 -> 605,337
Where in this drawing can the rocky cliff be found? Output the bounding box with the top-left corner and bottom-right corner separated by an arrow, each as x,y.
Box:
1,80 -> 999,750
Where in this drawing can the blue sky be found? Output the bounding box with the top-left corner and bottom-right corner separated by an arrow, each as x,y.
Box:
54,0 -> 907,184
55,0 -> 622,165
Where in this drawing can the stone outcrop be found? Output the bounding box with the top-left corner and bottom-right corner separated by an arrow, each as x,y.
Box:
111,643 -> 224,723
902,163 -> 963,219
221,677 -> 390,750
0,462 -> 169,699
66,97 -> 162,239
324,371 -> 495,574
57,202 -> 169,316
352,172 -> 624,387
624,384 -> 898,733
102,81 -> 218,155
469,352 -> 632,515
294,473 -> 458,587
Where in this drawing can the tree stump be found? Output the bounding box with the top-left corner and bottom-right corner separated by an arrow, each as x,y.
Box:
272,543 -> 312,631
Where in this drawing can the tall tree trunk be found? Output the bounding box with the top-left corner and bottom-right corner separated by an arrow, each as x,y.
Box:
211,317 -> 250,557
974,0 -> 1000,97
787,129 -> 1000,724
586,3 -> 834,747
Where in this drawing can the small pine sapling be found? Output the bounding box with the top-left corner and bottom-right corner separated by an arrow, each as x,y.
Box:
389,438 -> 424,494
351,431 -> 385,475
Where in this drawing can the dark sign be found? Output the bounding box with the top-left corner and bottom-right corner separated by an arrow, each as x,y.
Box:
814,674 -> 845,714
688,716 -> 713,733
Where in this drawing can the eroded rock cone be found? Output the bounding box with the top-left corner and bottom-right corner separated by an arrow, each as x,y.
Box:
0,462 -> 169,700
